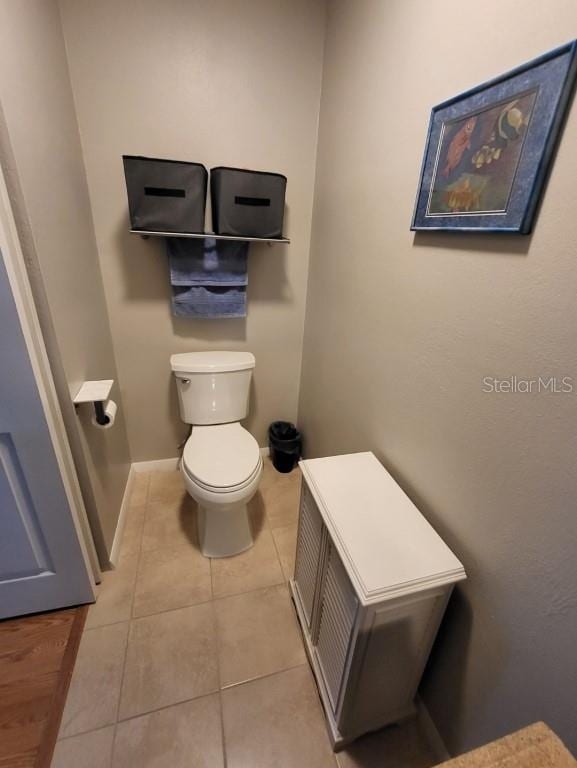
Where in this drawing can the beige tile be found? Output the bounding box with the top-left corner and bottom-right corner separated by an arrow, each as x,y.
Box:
113,695 -> 223,768
247,491 -> 268,541
142,497 -> 198,553
211,527 -> 284,599
261,465 -> 301,529
262,457 -> 301,484
258,458 -> 276,491
85,554 -> 138,629
133,544 -> 211,618
130,472 -> 151,506
148,470 -> 186,506
52,726 -> 115,768
271,523 -> 298,581
119,603 -> 218,720
215,584 -> 305,687
335,719 -> 436,768
222,665 -> 336,768
119,504 -> 146,559
60,623 -> 128,738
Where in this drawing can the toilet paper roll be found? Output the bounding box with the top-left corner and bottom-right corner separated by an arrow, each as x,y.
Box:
91,399 -> 117,429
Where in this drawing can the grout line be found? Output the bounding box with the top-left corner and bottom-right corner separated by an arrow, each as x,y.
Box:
81,617 -> 131,633
209,553 -> 215,601
108,476 -> 149,745
269,519 -> 287,579
130,599 -> 214,622
218,689 -> 228,768
65,690 -> 221,740
219,661 -> 308,692
84,575 -> 293,633
209,597 -> 228,768
111,619 -> 131,731
109,722 -> 118,767
115,689 -> 220,725
210,599 -> 223,692
212,574 -> 287,603
55,723 -> 115,744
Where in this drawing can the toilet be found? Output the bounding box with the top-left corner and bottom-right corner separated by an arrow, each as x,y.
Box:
170,351 -> 263,558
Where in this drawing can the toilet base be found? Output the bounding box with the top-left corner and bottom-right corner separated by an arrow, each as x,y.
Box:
197,501 -> 253,558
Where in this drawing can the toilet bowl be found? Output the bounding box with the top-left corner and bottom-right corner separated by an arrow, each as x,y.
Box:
171,350 -> 262,558
181,422 -> 262,557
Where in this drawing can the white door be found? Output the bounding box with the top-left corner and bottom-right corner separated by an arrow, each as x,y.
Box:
0,185 -> 94,620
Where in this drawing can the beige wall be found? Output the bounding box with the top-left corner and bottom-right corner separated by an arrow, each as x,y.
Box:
299,0 -> 577,755
59,0 -> 326,461
0,0 -> 131,560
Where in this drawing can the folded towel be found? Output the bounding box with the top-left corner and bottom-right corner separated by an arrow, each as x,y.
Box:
434,722 -> 576,768
167,237 -> 248,286
167,237 -> 248,318
172,285 -> 247,318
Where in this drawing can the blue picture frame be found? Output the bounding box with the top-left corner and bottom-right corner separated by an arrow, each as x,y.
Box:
411,41 -> 577,234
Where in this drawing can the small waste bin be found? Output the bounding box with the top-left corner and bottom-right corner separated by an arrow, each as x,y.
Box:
268,421 -> 302,473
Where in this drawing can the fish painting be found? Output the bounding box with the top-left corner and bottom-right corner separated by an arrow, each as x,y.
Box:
428,89 -> 537,215
412,40 -> 577,233
442,117 -> 477,177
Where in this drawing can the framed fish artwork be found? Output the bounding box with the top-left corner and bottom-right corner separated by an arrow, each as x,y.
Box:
411,40 -> 577,233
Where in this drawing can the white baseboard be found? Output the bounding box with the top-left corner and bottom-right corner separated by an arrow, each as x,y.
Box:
132,457 -> 180,473
416,696 -> 450,763
260,446 -> 270,458
108,464 -> 136,568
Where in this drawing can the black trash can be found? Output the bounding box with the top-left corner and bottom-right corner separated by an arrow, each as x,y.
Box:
268,421 -> 301,474
210,167 -> 287,238
122,155 -> 208,233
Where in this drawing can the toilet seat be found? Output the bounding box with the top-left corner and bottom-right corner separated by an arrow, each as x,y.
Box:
182,423 -> 261,493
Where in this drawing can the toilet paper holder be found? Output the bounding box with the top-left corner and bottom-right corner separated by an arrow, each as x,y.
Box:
73,380 -> 114,426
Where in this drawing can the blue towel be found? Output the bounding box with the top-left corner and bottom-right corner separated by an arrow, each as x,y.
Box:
167,237 -> 248,318
172,285 -> 247,318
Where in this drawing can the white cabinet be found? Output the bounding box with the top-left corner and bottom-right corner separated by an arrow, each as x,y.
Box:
290,452 -> 466,748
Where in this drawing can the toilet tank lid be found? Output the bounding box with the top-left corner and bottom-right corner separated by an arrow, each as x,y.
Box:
170,351 -> 255,373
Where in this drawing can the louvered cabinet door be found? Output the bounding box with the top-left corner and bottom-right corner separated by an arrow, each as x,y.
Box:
294,483 -> 325,631
314,541 -> 358,713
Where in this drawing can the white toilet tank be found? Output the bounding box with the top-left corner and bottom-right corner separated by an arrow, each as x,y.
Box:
170,351 -> 255,425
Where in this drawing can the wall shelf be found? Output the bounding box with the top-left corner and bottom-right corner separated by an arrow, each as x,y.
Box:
130,229 -> 290,244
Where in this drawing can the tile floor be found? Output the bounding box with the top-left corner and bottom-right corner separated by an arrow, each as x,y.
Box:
52,459 -> 438,768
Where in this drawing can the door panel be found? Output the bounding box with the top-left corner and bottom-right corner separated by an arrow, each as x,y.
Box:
0,249 -> 93,618
0,433 -> 52,579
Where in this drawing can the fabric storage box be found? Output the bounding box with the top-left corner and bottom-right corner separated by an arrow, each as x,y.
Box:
210,167 -> 287,238
123,155 -> 207,233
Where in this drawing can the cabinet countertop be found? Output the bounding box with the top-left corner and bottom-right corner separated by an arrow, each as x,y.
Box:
299,452 -> 466,605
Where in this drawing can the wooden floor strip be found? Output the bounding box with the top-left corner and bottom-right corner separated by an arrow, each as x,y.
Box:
0,606 -> 88,768
36,605 -> 88,768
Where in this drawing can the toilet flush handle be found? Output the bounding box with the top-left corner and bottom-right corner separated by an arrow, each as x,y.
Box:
180,378 -> 190,384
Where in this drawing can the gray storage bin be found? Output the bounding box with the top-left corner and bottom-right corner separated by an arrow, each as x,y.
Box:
210,167 -> 286,238
123,155 -> 207,233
